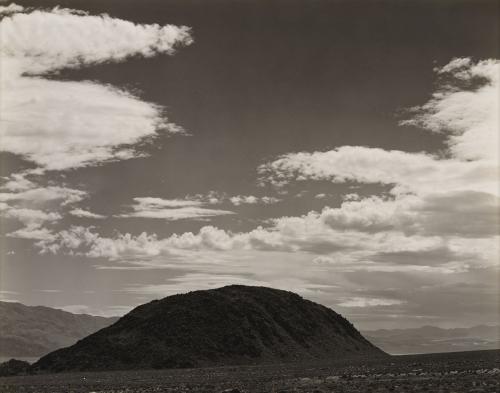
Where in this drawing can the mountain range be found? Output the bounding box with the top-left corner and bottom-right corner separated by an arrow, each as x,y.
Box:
0,301 -> 117,361
365,324 -> 500,355
1,291 -> 498,368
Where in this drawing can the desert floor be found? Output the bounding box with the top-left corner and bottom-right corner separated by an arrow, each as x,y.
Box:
0,350 -> 498,393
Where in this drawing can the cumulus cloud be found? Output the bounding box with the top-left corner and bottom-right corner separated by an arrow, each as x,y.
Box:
0,5 -> 192,170
255,58 -> 499,258
258,146 -> 497,196
259,59 -> 499,199
229,195 -> 280,206
401,58 -> 499,161
0,6 -> 191,76
37,217 -> 498,272
1,76 -> 184,170
0,3 -> 23,15
116,197 -> 234,221
189,191 -> 281,206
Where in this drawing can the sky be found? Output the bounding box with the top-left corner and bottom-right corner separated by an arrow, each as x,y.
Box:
0,0 -> 498,330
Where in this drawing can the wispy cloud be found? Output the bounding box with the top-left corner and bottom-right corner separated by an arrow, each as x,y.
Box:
0,185 -> 87,205
69,209 -> 106,219
116,197 -> 234,221
338,297 -> 405,308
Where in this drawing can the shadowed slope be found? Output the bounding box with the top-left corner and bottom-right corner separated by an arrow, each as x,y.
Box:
0,301 -> 117,359
33,285 -> 385,372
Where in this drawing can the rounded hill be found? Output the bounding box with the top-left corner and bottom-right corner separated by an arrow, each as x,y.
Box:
33,285 -> 385,372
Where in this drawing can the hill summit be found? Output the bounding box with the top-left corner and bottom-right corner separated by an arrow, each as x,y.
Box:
33,285 -> 385,372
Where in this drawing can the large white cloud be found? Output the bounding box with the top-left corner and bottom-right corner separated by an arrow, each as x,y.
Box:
257,146 -> 498,197
401,58 -> 499,161
0,2 -> 23,15
258,58 -> 499,198
1,7 -> 192,76
0,5 -> 192,170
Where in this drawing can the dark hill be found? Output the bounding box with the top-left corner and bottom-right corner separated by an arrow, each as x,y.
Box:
33,285 -> 385,372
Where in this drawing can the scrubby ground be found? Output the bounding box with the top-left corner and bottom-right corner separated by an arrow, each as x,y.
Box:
0,350 -> 498,393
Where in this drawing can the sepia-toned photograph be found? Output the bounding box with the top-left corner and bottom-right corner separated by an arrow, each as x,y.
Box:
0,0 -> 498,391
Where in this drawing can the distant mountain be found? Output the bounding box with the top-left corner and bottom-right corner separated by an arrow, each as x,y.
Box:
33,285 -> 385,372
0,359 -> 30,377
364,325 -> 500,355
0,301 -> 118,359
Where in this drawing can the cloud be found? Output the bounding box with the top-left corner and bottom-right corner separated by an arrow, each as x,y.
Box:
229,195 -> 280,206
338,297 -> 405,308
2,207 -> 60,240
401,58 -> 498,161
36,218 -> 498,271
116,197 -> 234,221
0,5 -> 192,170
254,58 -> 498,252
258,59 -> 499,199
1,173 -> 36,191
0,3 -> 23,15
1,73 -> 183,171
7,226 -> 54,240
320,191 -> 499,238
189,191 -> 281,206
0,185 -> 87,205
1,7 -> 192,75
3,207 -> 60,226
258,146 -> 497,196
69,208 -> 106,219
0,173 -> 92,238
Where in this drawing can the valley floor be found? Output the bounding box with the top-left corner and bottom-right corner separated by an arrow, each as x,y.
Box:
0,350 -> 498,393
